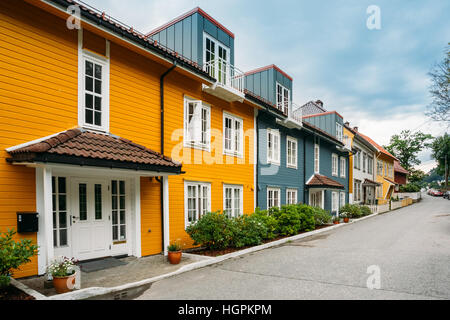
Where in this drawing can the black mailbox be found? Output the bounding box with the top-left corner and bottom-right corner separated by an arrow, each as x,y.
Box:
17,212 -> 39,233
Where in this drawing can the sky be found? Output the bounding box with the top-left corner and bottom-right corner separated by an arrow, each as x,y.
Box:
86,0 -> 449,169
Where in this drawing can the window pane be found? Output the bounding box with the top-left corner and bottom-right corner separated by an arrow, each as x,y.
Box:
112,211 -> 118,225
94,111 -> 101,126
94,96 -> 101,111
120,225 -> 126,240
95,184 -> 102,220
58,177 -> 66,194
120,210 -> 125,224
85,76 -> 93,91
85,94 -> 93,109
85,109 -> 93,124
119,181 -> 125,195
95,64 -> 102,79
53,212 -> 57,229
59,229 -> 67,246
59,195 -> 66,211
59,211 -> 67,228
79,184 -> 87,221
53,230 -> 58,247
112,226 -> 118,241
85,61 -> 93,76
95,79 -> 102,94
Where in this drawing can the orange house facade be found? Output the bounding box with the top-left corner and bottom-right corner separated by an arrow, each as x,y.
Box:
0,0 -> 257,278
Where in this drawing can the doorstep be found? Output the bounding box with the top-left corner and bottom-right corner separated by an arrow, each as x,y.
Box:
16,211 -> 383,300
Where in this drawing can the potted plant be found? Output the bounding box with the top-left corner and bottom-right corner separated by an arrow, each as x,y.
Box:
47,256 -> 78,294
167,240 -> 183,265
340,212 -> 350,223
333,216 -> 340,225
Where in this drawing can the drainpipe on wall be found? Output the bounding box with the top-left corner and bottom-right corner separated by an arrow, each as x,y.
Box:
158,62 -> 177,254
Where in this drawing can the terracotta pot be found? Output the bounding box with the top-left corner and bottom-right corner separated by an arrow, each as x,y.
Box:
53,272 -> 76,294
168,251 -> 182,264
333,220 -> 340,225
343,217 -> 350,223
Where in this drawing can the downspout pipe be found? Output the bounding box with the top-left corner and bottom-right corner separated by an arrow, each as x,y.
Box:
159,62 -> 177,254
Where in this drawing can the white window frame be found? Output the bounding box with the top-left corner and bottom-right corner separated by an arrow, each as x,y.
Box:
203,33 -> 231,85
332,191 -> 339,212
79,49 -> 110,132
340,192 -> 346,208
223,112 -> 244,158
332,153 -> 338,176
286,136 -> 298,169
336,123 -> 343,142
183,96 -> 211,151
340,157 -> 346,178
184,181 -> 211,228
267,187 -> 281,209
314,143 -> 320,174
223,184 -> 244,218
267,129 -> 280,165
276,82 -> 290,114
368,156 -> 374,175
286,188 -> 298,205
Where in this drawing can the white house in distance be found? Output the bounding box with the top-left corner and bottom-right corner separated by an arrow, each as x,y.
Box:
347,125 -> 380,205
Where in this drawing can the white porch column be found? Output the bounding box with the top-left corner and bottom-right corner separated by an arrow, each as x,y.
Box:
134,177 -> 142,258
36,166 -> 53,275
163,176 -> 170,256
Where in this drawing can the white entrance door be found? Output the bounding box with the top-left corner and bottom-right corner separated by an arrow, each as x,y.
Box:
71,179 -> 111,261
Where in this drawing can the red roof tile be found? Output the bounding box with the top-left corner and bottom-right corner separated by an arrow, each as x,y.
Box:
8,129 -> 181,171
306,174 -> 345,189
357,132 -> 397,160
394,160 -> 409,174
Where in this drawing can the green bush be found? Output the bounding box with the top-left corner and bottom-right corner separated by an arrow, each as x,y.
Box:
340,204 -> 362,219
252,208 -> 278,240
359,205 -> 372,216
231,214 -> 268,248
272,205 -> 302,236
0,229 -> 38,288
399,183 -> 421,193
186,211 -> 234,250
311,206 -> 332,226
296,204 -> 316,232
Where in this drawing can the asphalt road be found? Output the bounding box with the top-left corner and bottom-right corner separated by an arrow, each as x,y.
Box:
137,194 -> 450,300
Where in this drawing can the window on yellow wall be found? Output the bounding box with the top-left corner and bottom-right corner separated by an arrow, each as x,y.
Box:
184,97 -> 211,151
223,185 -> 243,217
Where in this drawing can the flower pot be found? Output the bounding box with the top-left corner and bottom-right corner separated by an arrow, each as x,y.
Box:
168,251 -> 182,265
333,220 -> 340,225
52,272 -> 76,294
343,217 -> 350,223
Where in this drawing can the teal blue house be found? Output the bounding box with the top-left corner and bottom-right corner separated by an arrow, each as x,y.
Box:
246,67 -> 350,215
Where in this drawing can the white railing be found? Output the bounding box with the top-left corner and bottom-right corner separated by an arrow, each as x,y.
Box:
203,60 -> 245,93
276,101 -> 303,126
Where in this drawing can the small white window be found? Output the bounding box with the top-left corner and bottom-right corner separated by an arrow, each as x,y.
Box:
267,129 -> 280,165
340,192 -> 346,208
185,181 -> 211,227
340,157 -> 346,178
267,187 -> 281,209
332,191 -> 338,212
286,136 -> 298,169
80,52 -> 109,132
223,185 -> 243,217
223,112 -> 244,157
310,190 -> 323,209
332,154 -> 338,176
184,97 -> 211,151
286,188 -> 298,205
314,143 -> 320,173
336,123 -> 343,142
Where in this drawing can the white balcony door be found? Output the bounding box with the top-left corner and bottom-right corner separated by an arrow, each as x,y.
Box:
204,34 -> 230,86
71,179 -> 111,261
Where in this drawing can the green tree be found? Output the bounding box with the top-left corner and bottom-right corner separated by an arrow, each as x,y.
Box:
430,133 -> 450,188
408,168 -> 426,185
426,43 -> 450,123
384,130 -> 433,171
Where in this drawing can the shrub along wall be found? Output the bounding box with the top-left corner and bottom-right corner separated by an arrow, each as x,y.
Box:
186,204 -> 333,251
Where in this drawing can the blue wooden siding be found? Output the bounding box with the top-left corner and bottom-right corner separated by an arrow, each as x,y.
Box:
150,11 -> 234,67
245,67 -> 292,107
303,113 -> 344,138
257,111 -> 349,214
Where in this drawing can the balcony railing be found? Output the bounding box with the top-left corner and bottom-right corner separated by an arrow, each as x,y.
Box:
276,101 -> 303,128
203,59 -> 245,94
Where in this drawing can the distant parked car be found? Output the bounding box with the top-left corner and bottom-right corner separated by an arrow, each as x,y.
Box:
443,191 -> 450,200
430,190 -> 443,197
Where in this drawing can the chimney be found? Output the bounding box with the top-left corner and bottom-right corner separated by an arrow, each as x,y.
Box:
345,121 -> 350,127
353,127 -> 358,132
315,100 -> 323,107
